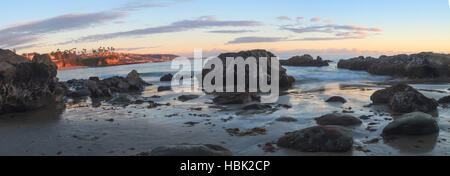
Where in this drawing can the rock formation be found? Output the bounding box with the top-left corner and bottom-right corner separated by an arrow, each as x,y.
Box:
280,55 -> 330,67
338,52 -> 450,78
0,49 -> 65,115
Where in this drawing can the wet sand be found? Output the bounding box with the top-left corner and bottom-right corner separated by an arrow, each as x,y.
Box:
1,82 -> 450,156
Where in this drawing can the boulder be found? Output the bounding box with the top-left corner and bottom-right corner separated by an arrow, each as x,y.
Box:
277,126 -> 353,152
338,52 -> 450,78
178,95 -> 200,102
370,84 -> 437,113
150,144 -> 232,156
280,55 -> 330,67
126,70 -> 147,91
1,50 -> 65,115
315,113 -> 362,126
202,49 -> 295,92
438,96 -> 450,104
382,112 -> 439,136
276,116 -> 298,122
160,74 -> 173,82
325,96 -> 347,103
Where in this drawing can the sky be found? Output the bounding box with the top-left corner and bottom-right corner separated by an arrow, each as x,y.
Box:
1,0 -> 449,57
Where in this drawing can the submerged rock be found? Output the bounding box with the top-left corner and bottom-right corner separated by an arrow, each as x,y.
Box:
315,113 -> 362,126
338,52 -> 450,78
276,116 -> 298,122
160,74 -> 173,82
382,112 -> 439,136
1,50 -> 65,115
242,104 -> 272,110
277,126 -> 353,152
150,144 -> 232,156
178,95 -> 200,102
325,96 -> 347,103
280,55 -> 330,67
370,84 -> 437,113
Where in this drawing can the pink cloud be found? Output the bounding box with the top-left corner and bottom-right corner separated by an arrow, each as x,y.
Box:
310,17 -> 321,22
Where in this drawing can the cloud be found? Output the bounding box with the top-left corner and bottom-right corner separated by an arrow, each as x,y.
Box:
311,17 -> 322,22
116,46 -> 159,52
58,16 -> 263,45
324,19 -> 333,23
277,16 -> 292,21
226,37 -> 288,44
115,0 -> 193,11
281,24 -> 382,34
296,16 -> 304,21
0,12 -> 127,48
208,30 -> 258,34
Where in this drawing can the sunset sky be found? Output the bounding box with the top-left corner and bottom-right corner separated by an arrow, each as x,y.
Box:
1,0 -> 449,57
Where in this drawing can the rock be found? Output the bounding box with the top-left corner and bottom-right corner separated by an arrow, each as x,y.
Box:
126,70 -> 148,91
315,113 -> 362,126
438,96 -> 450,104
178,95 -> 200,102
277,126 -> 353,152
212,93 -> 256,105
338,52 -> 450,78
1,50 -> 64,115
382,112 -> 439,136
65,70 -> 149,99
276,116 -> 298,122
157,86 -> 172,92
160,74 -> 173,82
370,84 -> 438,113
389,91 -> 438,113
325,96 -> 347,103
371,84 -> 416,104
242,104 -> 272,110
202,49 -> 295,92
150,144 -> 232,156
280,55 -> 330,67
110,94 -> 133,105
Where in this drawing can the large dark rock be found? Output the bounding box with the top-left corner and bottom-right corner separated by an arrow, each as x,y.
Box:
370,84 -> 438,113
315,113 -> 362,126
65,70 -> 149,98
277,126 -> 353,152
150,144 -> 232,156
0,50 -> 65,115
280,55 -> 330,67
338,52 -> 450,78
382,112 -> 439,136
202,49 -> 295,92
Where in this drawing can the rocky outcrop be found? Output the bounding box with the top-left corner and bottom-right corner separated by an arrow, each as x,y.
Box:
150,144 -> 232,156
277,126 -> 353,152
212,93 -> 259,105
202,50 -> 295,92
0,50 -> 65,115
338,52 -> 450,78
280,55 -> 330,67
65,70 -> 149,98
315,113 -> 362,126
370,84 -> 438,113
382,112 -> 439,136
